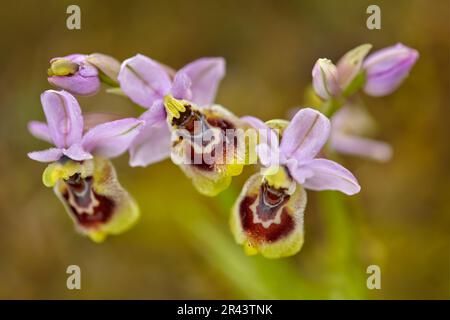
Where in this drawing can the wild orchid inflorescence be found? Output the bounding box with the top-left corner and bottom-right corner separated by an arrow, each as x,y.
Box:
28,44 -> 418,257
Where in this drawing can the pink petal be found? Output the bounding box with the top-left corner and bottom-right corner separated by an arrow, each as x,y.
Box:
280,108 -> 330,163
27,148 -> 63,162
128,119 -> 171,167
118,54 -> 171,108
28,121 -> 52,143
177,57 -> 225,106
241,116 -> 268,130
82,118 -> 144,159
170,71 -> 192,100
301,158 -> 361,195
331,133 -> 393,162
48,73 -> 100,96
41,90 -> 84,149
62,144 -> 93,161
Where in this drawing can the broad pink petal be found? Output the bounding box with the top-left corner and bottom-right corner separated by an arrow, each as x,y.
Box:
28,121 -> 52,143
82,118 -> 144,158
41,90 -> 83,149
27,148 -> 63,162
177,57 -> 225,105
118,54 -> 171,108
280,108 -> 330,163
301,158 -> 361,195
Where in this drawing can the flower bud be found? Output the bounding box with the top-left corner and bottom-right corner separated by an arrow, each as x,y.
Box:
363,43 -> 419,96
312,58 -> 339,99
47,54 -> 100,96
86,53 -> 121,85
336,43 -> 372,89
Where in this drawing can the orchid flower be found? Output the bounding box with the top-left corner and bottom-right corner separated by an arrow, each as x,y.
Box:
231,108 -> 360,258
162,95 -> 250,196
28,90 -> 143,242
48,53 -> 121,96
117,54 -> 226,168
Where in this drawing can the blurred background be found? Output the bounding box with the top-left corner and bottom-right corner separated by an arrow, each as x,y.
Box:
0,0 -> 448,299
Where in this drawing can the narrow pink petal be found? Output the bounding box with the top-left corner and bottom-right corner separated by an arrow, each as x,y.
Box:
170,71 -> 192,100
280,108 -> 330,163
41,90 -> 84,148
177,57 -> 225,105
28,121 -> 52,143
28,148 -> 63,162
82,118 -> 144,159
301,158 -> 361,195
331,133 -> 393,162
118,54 -> 171,108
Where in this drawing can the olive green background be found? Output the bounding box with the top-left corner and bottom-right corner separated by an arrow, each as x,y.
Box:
0,0 -> 448,299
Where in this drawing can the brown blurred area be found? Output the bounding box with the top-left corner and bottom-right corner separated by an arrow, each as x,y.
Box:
0,0 -> 448,299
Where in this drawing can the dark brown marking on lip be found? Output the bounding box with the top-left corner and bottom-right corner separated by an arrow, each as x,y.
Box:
206,117 -> 235,131
239,184 -> 294,243
62,173 -> 115,229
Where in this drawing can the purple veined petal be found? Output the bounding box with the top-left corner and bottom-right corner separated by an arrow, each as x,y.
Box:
331,133 -> 393,162
280,108 -> 330,163
82,118 -> 144,159
176,57 -> 225,106
62,143 -> 93,161
27,148 -> 63,162
41,90 -> 84,149
48,73 -> 101,96
171,71 -> 193,100
128,117 -> 171,167
28,121 -> 52,143
301,158 -> 361,195
118,54 -> 172,108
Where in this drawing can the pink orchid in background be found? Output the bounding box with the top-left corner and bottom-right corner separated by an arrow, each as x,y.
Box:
28,90 -> 144,163
117,54 -> 226,167
232,108 -> 360,258
311,43 -> 418,99
330,106 -> 392,162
